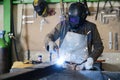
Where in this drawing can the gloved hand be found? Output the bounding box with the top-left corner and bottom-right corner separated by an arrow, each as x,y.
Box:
84,57 -> 94,70
48,41 -> 58,54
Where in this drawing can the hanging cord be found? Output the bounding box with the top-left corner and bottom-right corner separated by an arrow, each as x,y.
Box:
83,0 -> 91,15
22,0 -> 31,61
19,0 -> 25,40
95,0 -> 100,20
103,0 -> 113,10
11,10 -> 20,61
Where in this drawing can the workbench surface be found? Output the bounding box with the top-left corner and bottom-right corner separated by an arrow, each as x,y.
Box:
0,62 -> 120,80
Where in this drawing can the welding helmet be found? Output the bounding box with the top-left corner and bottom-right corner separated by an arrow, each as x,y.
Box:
69,2 -> 88,29
33,0 -> 47,17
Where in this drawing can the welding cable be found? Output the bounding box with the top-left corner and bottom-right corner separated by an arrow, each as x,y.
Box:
64,60 -> 87,70
65,61 -> 77,65
74,59 -> 87,70
10,0 -> 21,61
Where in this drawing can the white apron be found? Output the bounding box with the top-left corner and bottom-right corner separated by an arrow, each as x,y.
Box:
59,32 -> 88,64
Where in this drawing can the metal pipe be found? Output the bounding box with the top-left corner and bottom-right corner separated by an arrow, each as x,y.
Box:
102,13 -> 117,24
22,15 -> 34,19
100,7 -> 120,24
103,13 -> 117,18
109,32 -> 112,49
114,33 -> 118,50
22,20 -> 34,24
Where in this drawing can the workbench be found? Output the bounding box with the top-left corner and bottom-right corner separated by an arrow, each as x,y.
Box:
0,62 -> 120,80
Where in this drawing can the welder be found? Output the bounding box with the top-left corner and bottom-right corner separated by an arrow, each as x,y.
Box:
45,2 -> 104,70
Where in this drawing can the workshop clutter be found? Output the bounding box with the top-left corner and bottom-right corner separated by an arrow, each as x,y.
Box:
0,30 -> 11,74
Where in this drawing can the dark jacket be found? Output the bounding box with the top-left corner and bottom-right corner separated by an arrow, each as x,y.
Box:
45,20 -> 104,61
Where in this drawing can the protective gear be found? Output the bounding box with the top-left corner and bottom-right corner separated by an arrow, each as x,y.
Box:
33,0 -> 47,17
59,32 -> 88,64
45,20 -> 104,62
84,57 -> 94,70
68,2 -> 88,29
48,41 -> 58,54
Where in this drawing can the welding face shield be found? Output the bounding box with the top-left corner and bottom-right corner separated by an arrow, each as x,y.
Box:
33,0 -> 47,17
68,2 -> 87,29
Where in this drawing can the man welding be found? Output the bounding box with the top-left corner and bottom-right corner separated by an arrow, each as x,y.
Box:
45,2 -> 104,70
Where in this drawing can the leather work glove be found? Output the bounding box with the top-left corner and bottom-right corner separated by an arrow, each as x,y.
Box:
48,41 -> 58,54
84,57 -> 94,70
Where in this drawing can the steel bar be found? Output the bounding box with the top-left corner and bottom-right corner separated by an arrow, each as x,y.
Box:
0,63 -> 63,80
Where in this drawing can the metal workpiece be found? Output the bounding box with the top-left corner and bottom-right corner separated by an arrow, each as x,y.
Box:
43,70 -> 120,80
0,62 -> 120,80
0,63 -> 63,80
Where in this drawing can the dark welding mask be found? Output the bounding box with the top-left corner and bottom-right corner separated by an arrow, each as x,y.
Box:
33,0 -> 47,17
69,2 -> 87,29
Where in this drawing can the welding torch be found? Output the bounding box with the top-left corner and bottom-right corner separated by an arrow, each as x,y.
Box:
50,48 -> 59,62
